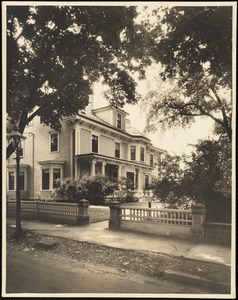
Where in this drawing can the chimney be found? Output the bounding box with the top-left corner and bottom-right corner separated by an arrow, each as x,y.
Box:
126,118 -> 131,129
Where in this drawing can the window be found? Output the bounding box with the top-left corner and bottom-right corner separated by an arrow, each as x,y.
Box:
53,169 -> 61,188
8,171 -> 25,190
150,154 -> 153,167
115,142 -> 120,158
92,135 -> 98,153
19,147 -> 24,157
126,172 -> 135,190
42,169 -> 50,190
117,113 -> 122,129
39,161 -> 65,191
131,146 -> 136,160
8,172 -> 14,190
145,175 -> 149,190
17,139 -> 24,157
50,133 -> 59,152
140,147 -> 144,161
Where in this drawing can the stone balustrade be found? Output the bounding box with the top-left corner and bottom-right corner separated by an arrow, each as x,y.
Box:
109,202 -> 207,241
7,199 -> 90,225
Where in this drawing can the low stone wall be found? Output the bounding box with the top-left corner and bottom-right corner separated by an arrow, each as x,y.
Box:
204,222 -> 231,246
120,220 -> 193,239
109,202 -> 207,242
7,200 -> 89,225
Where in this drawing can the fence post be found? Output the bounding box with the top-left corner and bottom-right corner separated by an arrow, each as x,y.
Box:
109,201 -> 121,230
191,203 -> 207,242
77,199 -> 90,225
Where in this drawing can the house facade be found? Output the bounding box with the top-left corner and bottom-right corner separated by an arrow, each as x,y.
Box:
7,103 -> 164,200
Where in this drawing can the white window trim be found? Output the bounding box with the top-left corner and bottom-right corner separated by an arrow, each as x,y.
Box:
38,161 -> 65,191
115,142 -> 121,158
7,169 -> 27,191
91,134 -> 99,154
19,139 -> 25,158
130,145 -> 136,161
117,113 -> 122,129
49,132 -> 60,153
140,146 -> 145,162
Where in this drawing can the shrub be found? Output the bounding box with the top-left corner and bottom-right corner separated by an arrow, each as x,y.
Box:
53,177 -> 88,203
53,175 -> 117,205
85,175 -> 117,205
113,177 -> 136,203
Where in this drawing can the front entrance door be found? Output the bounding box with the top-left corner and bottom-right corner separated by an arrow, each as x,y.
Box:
126,172 -> 134,190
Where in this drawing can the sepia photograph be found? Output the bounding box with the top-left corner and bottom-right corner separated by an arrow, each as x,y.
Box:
2,1 -> 236,298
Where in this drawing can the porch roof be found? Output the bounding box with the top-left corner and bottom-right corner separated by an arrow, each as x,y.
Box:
76,153 -> 154,170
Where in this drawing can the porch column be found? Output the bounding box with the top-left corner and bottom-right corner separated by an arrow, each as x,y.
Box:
137,169 -> 141,190
118,165 -> 122,179
90,160 -> 96,177
102,162 -> 106,176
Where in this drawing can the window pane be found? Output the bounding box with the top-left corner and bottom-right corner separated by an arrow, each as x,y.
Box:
140,148 -> 144,161
51,133 -> 58,152
117,114 -> 122,129
92,135 -> 98,153
19,172 -> 25,191
53,169 -> 61,188
150,154 -> 153,166
115,143 -> 120,158
42,169 -> 50,190
131,146 -> 136,160
9,172 -> 14,190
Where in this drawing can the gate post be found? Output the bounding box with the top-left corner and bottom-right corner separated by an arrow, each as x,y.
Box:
191,203 -> 207,242
109,201 -> 121,230
77,199 -> 90,225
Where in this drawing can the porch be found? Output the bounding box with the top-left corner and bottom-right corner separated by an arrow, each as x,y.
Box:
75,153 -> 154,191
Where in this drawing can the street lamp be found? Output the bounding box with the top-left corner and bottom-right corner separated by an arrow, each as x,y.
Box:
10,126 -> 25,237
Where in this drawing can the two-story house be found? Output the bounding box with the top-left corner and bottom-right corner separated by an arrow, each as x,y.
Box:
6,102 -> 164,200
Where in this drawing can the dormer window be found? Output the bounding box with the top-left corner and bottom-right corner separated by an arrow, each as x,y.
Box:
117,113 -> 122,129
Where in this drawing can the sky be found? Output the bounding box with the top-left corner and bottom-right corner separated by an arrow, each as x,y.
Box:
92,80 -> 215,156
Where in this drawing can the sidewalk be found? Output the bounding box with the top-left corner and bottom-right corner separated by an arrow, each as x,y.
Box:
6,218 -> 231,265
6,218 -> 233,293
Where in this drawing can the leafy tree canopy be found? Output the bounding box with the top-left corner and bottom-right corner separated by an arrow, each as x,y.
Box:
152,136 -> 231,218
142,6 -> 233,142
6,5 -> 150,158
182,137 -> 232,203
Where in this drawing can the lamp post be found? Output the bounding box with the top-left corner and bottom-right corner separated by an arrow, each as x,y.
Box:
10,127 -> 25,238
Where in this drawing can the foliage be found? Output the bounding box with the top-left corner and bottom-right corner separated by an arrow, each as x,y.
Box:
6,5 -> 149,159
151,152 -> 191,208
84,175 -> 118,205
151,138 -> 231,219
114,177 -> 135,203
181,137 -> 232,222
53,175 -> 118,205
53,177 -> 88,203
142,6 -> 232,142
